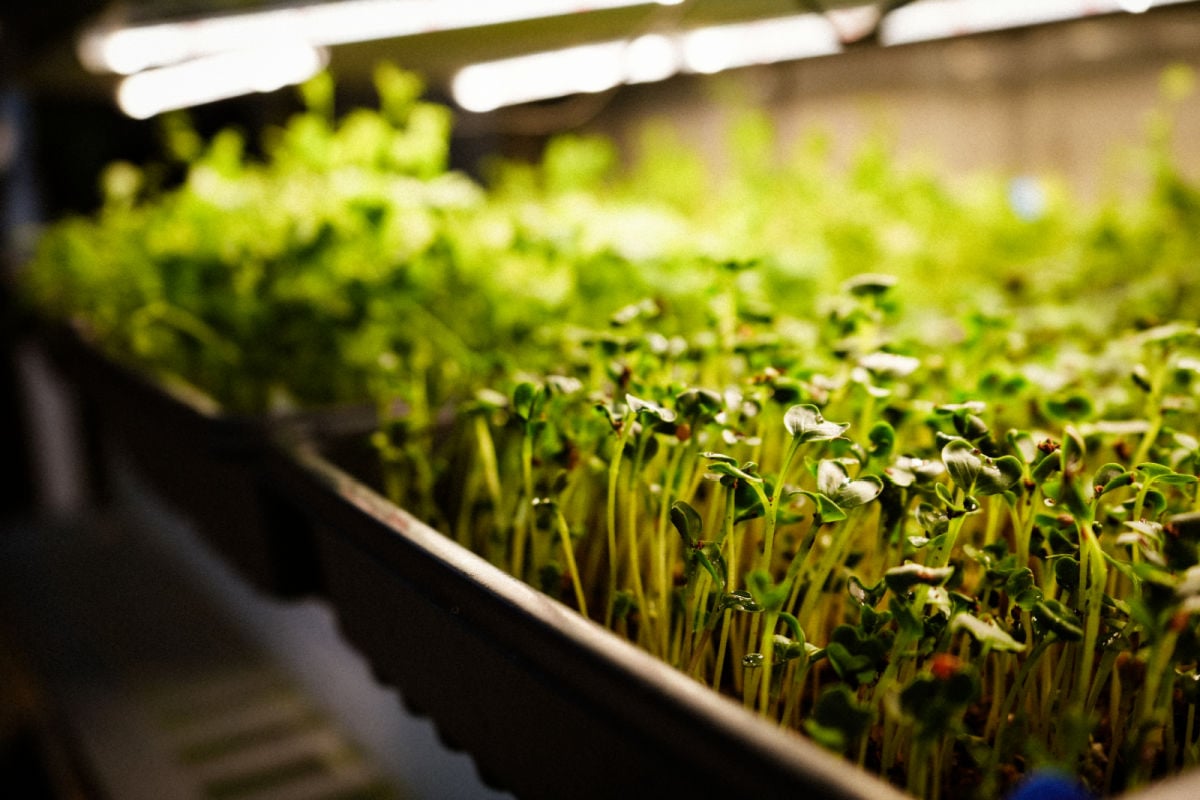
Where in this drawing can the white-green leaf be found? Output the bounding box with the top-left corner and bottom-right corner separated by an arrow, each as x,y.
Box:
942,438 -> 984,492
784,404 -> 849,443
625,393 -> 676,423
951,613 -> 1026,653
858,351 -> 920,378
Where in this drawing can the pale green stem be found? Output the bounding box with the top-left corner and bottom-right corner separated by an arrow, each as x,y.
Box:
605,417 -> 635,628
760,436 -> 804,572
510,419 -> 535,581
1132,357 -> 1168,466
551,506 -> 588,618
624,431 -> 653,646
757,611 -> 778,716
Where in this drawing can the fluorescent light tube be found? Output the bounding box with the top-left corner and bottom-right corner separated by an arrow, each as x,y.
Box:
880,0 -> 1192,45
116,43 -> 327,119
81,0 -> 681,76
453,14 -> 841,110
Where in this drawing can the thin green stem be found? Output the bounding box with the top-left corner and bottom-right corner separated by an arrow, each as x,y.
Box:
625,431 -> 652,646
605,417 -> 635,628
551,506 -> 588,618
1074,522 -> 1108,710
757,611 -> 778,716
1132,357 -> 1168,466
510,419 -> 535,580
760,436 -> 804,572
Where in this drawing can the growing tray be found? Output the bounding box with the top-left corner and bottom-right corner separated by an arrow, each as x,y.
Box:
267,429 -> 1200,800
264,430 -> 911,800
34,320 -> 331,597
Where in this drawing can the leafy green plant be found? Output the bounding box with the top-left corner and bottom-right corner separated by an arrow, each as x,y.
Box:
20,61 -> 1200,799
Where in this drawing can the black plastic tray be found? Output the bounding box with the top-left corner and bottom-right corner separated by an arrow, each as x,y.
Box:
34,321 -> 330,597
32,322 -> 1200,799
268,430 -> 1200,800
265,434 -> 914,800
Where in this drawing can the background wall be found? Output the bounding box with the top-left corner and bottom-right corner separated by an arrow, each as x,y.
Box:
550,5 -> 1200,201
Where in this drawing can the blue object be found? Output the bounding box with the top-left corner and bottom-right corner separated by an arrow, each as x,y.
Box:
1008,175 -> 1048,221
1006,772 -> 1094,800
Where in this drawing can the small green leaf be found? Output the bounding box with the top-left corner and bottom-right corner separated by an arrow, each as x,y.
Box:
817,493 -> 848,522
950,613 -> 1026,652
784,404 -> 849,443
868,421 -> 896,460
625,393 -> 676,423
885,562 -> 956,595
1004,568 -> 1043,611
916,503 -> 950,537
1054,557 -> 1081,591
1134,322 -> 1200,346
838,476 -> 884,509
1154,472 -> 1197,487
1132,364 -> 1153,393
848,576 -> 887,608
799,490 -> 847,523
746,569 -> 790,612
842,273 -> 897,297
675,387 -> 723,421
817,459 -> 848,496
890,595 -> 924,636
544,374 -> 582,396
976,455 -> 1023,496
694,548 -> 726,588
859,352 -> 920,378
953,412 -> 991,441
470,388 -> 509,412
1131,488 -> 1169,517
900,668 -> 979,741
1093,463 -> 1133,496
734,477 -> 768,522
1061,426 -> 1087,477
670,500 -> 703,548
512,382 -> 537,420
885,455 -> 944,488
1043,394 -> 1094,422
1007,430 -> 1039,465
707,460 -> 763,485
933,481 -> 956,507
805,686 -> 873,753
1032,451 -> 1061,483
722,589 -> 762,613
942,438 -> 982,492
1137,462 -> 1176,480
1032,599 -> 1083,641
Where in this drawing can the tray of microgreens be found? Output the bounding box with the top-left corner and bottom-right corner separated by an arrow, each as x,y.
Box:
279,72 -> 1200,798
19,62 -> 1200,798
286,268 -> 1199,798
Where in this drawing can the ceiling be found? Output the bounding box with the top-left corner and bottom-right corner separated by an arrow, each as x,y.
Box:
3,1 -> 1193,110
1,1 -> 899,99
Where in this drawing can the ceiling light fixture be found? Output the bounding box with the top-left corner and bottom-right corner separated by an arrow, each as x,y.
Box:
451,0 -> 1191,112
880,0 -> 1188,45
79,0 -> 683,76
453,14 -> 842,111
116,43 -> 327,119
